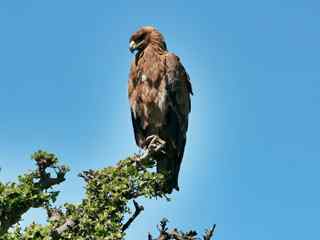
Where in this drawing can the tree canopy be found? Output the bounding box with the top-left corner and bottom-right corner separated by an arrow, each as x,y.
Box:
0,140 -> 215,239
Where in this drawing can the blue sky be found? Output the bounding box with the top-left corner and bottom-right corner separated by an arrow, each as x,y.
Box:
0,1 -> 320,239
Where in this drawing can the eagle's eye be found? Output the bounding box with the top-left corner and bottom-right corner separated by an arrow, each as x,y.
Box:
129,32 -> 148,53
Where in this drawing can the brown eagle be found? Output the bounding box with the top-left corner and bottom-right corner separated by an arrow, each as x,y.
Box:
128,26 -> 193,193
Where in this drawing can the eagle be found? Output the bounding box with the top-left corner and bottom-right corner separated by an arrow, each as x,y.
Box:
128,26 -> 193,193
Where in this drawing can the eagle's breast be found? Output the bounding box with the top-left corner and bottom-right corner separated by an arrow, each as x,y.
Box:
129,55 -> 168,129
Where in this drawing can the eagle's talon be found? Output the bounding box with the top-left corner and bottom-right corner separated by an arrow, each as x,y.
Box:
146,134 -> 158,141
144,135 -> 166,155
144,135 -> 158,148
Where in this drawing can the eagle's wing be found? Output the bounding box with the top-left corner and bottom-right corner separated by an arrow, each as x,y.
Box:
165,53 -> 192,142
128,62 -> 145,148
163,53 -> 193,190
130,108 -> 146,148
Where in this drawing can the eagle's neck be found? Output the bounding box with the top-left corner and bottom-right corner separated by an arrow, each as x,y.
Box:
135,45 -> 165,65
133,45 -> 166,87
135,33 -> 167,64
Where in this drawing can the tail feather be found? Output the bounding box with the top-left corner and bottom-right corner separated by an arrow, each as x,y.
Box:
156,142 -> 185,193
172,137 -> 186,191
156,154 -> 176,194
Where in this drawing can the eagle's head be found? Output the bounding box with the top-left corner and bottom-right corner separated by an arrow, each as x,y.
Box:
129,26 -> 167,54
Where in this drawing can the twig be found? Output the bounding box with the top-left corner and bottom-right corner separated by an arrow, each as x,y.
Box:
78,169 -> 96,182
148,233 -> 153,240
37,175 -> 66,189
170,229 -> 185,240
149,220 -> 216,240
203,224 -> 216,240
122,200 -> 144,232
47,207 -> 63,222
35,159 -> 68,189
52,218 -> 76,238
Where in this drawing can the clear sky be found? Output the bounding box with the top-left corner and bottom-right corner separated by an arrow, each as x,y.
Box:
0,1 -> 319,239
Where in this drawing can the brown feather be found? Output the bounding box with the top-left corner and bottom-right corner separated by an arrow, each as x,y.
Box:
128,26 -> 192,192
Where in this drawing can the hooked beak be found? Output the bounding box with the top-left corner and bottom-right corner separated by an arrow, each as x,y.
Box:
129,41 -> 136,53
129,40 -> 144,53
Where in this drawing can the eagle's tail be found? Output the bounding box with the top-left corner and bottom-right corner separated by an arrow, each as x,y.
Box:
172,137 -> 186,191
156,154 -> 178,194
157,138 -> 186,194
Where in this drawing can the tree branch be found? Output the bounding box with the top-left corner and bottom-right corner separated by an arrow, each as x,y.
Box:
203,225 -> 216,240
148,218 -> 216,240
1,145 -> 215,239
52,218 -> 76,238
122,200 -> 144,232
0,151 -> 69,235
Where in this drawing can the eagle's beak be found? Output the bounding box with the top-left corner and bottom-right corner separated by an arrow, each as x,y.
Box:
129,41 -> 137,53
129,40 -> 145,53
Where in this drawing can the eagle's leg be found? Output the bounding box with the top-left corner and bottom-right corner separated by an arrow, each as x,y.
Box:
144,135 -> 166,154
138,135 -> 166,164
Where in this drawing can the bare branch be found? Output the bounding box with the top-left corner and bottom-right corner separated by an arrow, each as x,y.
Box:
122,200 -> 144,232
203,224 -> 216,240
47,207 -> 63,222
35,157 -> 68,190
148,233 -> 153,240
52,218 -> 76,238
78,169 -> 97,182
149,219 -> 216,240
